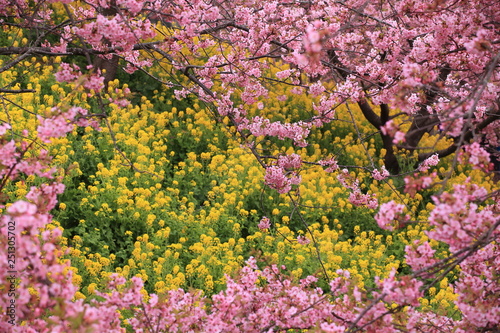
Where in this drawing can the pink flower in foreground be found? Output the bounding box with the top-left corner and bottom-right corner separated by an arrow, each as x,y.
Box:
297,235 -> 310,245
427,182 -> 496,253
380,120 -> 405,143
459,142 -> 491,170
348,190 -> 378,209
319,156 -> 338,172
37,107 -> 95,143
277,153 -> 302,169
375,201 -> 409,231
7,200 -> 37,216
258,216 -> 271,230
418,154 -> 440,172
37,114 -> 73,143
405,241 -> 438,272
393,130 -> 406,144
380,120 -> 397,136
0,122 -> 11,135
54,62 -> 81,82
372,166 -> 389,180
83,74 -> 105,92
376,270 -> 423,307
0,140 -> 18,169
264,165 -> 301,194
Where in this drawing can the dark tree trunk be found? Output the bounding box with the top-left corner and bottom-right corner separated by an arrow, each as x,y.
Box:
94,55 -> 119,86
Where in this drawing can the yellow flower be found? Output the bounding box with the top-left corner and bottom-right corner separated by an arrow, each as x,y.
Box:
74,292 -> 86,300
155,281 -> 166,292
99,257 -> 111,266
439,278 -> 449,289
146,214 -> 156,226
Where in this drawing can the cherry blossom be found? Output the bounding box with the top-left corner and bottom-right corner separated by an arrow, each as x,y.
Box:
372,166 -> 390,181
1,0 -> 500,330
418,154 -> 440,172
459,142 -> 492,171
375,201 -> 410,231
258,216 -> 271,230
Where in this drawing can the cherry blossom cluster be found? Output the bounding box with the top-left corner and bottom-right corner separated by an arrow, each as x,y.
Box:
264,165 -> 301,194
0,134 -> 55,184
324,269 -> 441,332
337,169 -> 378,209
459,142 -> 492,171
348,190 -> 378,209
53,61 -> 130,106
0,133 -> 78,331
71,9 -> 155,54
262,154 -> 304,194
37,106 -> 98,143
0,101 -> 104,331
277,153 -> 302,170
375,201 -> 410,231
418,154 -> 440,172
372,166 -> 390,181
426,181 -> 497,253
257,216 -> 271,230
402,182 -> 500,330
2,0 -> 500,331
404,172 -> 436,197
453,242 -> 500,329
54,63 -> 82,83
294,21 -> 327,73
0,201 -> 82,332
296,235 -> 310,245
318,156 -> 339,173
381,120 -> 405,144
404,241 -> 438,272
244,116 -> 311,147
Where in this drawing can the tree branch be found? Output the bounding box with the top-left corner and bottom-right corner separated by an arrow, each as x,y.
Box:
418,107 -> 500,161
0,42 -> 163,57
0,88 -> 36,94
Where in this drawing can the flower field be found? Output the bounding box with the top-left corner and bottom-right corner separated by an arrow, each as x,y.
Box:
1,2 -> 500,331
1,52 -> 496,327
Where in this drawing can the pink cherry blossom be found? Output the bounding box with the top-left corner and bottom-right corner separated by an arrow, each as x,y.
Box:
405,241 -> 438,272
258,216 -> 271,230
0,122 -> 11,135
375,201 -> 409,231
459,142 -> 491,170
2,0 -> 500,331
372,166 -> 390,180
277,153 -> 302,170
319,156 -> 339,173
264,165 -> 301,194
418,154 -> 440,172
297,235 -> 310,245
